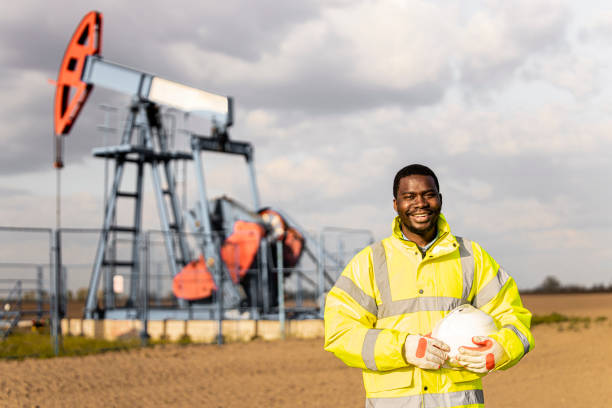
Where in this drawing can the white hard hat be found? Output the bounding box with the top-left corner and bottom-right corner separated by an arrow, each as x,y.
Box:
432,304 -> 498,359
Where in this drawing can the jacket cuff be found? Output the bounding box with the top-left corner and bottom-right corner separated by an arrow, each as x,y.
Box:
369,330 -> 410,371
489,325 -> 530,370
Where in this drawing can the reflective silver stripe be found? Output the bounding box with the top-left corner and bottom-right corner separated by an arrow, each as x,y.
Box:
334,275 -> 378,316
362,329 -> 382,371
456,236 -> 475,303
366,389 -> 484,407
504,324 -> 531,355
425,389 -> 484,407
371,241 -> 467,319
371,242 -> 393,311
378,297 -> 464,318
473,267 -> 510,308
366,394 -> 421,408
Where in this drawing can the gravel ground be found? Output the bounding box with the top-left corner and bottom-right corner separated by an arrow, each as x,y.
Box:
0,293 -> 610,407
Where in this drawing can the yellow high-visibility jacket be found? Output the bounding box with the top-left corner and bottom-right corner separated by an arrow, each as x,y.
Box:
324,214 -> 534,407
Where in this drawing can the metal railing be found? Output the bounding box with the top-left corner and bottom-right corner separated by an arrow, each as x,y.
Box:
0,280 -> 22,339
0,224 -> 373,354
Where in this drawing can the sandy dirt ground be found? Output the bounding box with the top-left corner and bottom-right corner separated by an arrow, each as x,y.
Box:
1,293 -> 611,407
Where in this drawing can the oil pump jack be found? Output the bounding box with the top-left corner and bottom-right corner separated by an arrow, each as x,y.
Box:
53,11 -> 344,320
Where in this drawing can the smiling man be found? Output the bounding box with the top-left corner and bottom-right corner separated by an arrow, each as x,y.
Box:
324,164 -> 534,408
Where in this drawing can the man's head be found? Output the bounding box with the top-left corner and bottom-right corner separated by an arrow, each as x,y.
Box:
393,164 -> 442,244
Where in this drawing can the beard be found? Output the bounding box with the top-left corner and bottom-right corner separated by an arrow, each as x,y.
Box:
400,210 -> 439,237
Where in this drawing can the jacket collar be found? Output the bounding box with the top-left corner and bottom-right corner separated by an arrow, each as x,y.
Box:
390,213 -> 458,258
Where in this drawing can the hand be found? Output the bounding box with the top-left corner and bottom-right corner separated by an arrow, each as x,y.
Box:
455,336 -> 508,373
404,334 -> 450,370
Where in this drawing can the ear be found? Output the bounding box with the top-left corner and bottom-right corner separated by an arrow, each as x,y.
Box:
439,193 -> 443,207
393,198 -> 398,213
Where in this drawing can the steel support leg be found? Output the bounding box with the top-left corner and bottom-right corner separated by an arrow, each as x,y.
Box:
150,160 -> 179,277
85,160 -> 125,318
162,160 -> 191,264
246,157 -> 261,210
129,161 -> 144,303
277,240 -> 285,339
260,237 -> 269,315
86,106 -> 138,318
36,266 -> 43,321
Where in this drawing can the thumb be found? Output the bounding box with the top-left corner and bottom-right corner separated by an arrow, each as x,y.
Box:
471,336 -> 488,345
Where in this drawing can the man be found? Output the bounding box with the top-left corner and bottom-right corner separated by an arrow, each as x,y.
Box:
324,164 -> 533,407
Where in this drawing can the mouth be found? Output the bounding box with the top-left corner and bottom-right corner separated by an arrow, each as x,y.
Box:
409,212 -> 433,223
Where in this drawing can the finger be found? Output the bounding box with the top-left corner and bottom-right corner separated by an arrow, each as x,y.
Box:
464,364 -> 487,372
444,357 -> 463,368
462,358 -> 486,368
427,344 -> 448,361
430,338 -> 451,352
451,356 -> 469,369
456,355 -> 483,364
425,353 -> 445,366
419,360 -> 441,370
458,347 -> 484,357
464,365 -> 487,374
471,337 -> 493,349
462,344 -> 487,352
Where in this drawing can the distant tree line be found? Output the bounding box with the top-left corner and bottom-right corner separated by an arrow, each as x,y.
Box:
524,275 -> 612,294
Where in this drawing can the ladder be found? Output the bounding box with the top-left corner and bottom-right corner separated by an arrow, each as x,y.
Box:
84,101 -> 192,318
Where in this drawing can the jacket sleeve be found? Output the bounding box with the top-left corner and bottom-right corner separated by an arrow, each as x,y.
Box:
323,246 -> 409,372
470,242 -> 534,370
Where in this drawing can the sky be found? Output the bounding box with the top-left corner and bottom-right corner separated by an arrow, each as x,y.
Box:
0,0 -> 611,290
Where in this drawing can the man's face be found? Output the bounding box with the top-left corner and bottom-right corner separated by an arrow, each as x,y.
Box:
393,174 -> 442,238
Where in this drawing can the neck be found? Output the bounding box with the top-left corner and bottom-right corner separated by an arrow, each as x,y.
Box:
401,224 -> 436,247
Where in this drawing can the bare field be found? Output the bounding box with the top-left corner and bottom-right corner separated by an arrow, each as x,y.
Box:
1,293 -> 611,407
521,292 -> 612,318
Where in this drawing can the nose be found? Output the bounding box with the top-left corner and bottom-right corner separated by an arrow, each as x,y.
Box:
414,194 -> 428,207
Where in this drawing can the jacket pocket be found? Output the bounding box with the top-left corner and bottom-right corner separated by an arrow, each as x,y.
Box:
362,367 -> 414,393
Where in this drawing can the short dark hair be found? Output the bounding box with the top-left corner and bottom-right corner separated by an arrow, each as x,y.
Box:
393,164 -> 440,198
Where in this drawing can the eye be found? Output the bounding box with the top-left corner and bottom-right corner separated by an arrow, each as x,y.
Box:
424,192 -> 437,199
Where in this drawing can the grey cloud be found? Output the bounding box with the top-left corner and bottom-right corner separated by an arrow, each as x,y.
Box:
0,1 -> 342,176
0,75 -> 131,175
457,2 -> 571,91
578,11 -> 612,45
0,1 -> 610,289
0,7 -> 71,73
0,186 -> 32,197
0,0 -> 323,68
87,0 -> 325,81
236,75 -> 449,115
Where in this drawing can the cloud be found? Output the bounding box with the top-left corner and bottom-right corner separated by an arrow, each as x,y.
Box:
0,0 -> 610,289
456,0 -> 570,91
578,10 -> 612,44
519,54 -> 601,99
0,0 -> 575,177
162,0 -> 571,114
